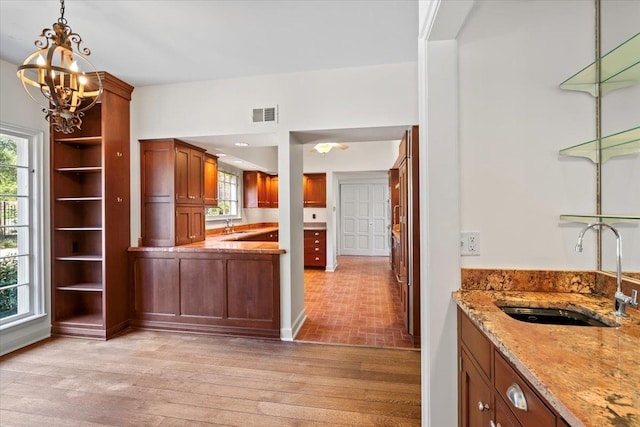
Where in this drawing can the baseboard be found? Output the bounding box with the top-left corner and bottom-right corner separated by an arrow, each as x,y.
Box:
0,322 -> 51,356
282,309 -> 307,341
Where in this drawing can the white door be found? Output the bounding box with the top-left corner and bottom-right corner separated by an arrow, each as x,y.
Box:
340,183 -> 389,256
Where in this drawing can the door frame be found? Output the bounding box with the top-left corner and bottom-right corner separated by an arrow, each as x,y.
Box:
334,172 -> 390,257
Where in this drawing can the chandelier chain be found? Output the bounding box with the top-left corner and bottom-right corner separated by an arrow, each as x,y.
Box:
58,0 -> 67,24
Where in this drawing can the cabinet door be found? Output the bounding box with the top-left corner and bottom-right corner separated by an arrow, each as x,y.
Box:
189,206 -> 205,243
175,145 -> 191,204
257,172 -> 270,207
460,349 -> 493,427
188,149 -> 205,204
303,173 -> 326,207
175,206 -> 192,246
269,175 -> 278,208
204,154 -> 218,207
243,171 -> 258,208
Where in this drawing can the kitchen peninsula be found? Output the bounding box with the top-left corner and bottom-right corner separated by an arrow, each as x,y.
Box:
128,224 -> 285,339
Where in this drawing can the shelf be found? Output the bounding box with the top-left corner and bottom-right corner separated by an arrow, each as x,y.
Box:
56,283 -> 103,292
55,136 -> 102,146
55,255 -> 103,262
55,227 -> 103,231
55,312 -> 103,326
559,126 -> 640,162
56,197 -> 102,202
55,167 -> 102,173
560,214 -> 640,224
560,33 -> 640,96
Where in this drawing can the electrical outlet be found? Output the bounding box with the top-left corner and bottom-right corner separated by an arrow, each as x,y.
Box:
460,231 -> 480,256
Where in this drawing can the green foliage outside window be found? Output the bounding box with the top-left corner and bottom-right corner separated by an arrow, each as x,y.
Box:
0,256 -> 18,318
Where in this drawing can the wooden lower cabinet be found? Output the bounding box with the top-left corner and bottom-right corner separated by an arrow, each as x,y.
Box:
458,308 -> 571,427
175,206 -> 205,245
129,250 -> 281,338
304,229 -> 326,267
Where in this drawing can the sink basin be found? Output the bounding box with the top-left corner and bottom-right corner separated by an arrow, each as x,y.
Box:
499,306 -> 612,327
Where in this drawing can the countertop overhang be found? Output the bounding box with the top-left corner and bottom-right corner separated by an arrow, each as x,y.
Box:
454,290 -> 640,427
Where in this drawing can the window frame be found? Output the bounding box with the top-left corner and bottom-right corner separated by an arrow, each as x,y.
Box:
206,166 -> 242,222
0,123 -> 45,329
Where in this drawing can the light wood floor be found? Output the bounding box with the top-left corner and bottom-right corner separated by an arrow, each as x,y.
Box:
0,330 -> 421,426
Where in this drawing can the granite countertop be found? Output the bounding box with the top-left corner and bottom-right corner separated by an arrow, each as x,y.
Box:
129,225 -> 284,255
453,290 -> 640,427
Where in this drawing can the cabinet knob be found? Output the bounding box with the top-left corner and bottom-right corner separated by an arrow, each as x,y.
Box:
506,383 -> 528,411
315,248 -> 320,252
315,257 -> 320,261
314,232 -> 319,236
116,151 -> 123,157
116,197 -> 123,203
477,401 -> 489,412
315,240 -> 319,244
490,421 -> 501,427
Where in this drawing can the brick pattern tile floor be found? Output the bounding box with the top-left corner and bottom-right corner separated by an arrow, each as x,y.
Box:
295,255 -> 416,349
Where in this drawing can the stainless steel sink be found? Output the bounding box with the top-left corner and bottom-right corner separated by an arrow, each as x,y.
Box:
499,306 -> 612,327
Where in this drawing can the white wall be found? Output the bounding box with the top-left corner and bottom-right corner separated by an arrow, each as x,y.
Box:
0,59 -> 51,355
457,1 -> 639,273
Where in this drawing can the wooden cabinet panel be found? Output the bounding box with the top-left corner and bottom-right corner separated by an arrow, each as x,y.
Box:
139,139 -> 207,246
51,72 -> 133,339
244,171 -> 275,208
460,310 -> 492,380
495,395 -> 522,427
132,256 -> 179,317
204,154 -> 218,207
227,259 -> 274,320
460,348 -> 493,427
129,251 -> 281,338
303,173 -> 326,207
495,351 -> 555,427
179,258 -> 225,318
269,175 -> 278,208
175,206 -> 204,246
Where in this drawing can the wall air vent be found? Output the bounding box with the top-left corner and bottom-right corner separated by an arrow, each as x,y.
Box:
252,106 -> 278,124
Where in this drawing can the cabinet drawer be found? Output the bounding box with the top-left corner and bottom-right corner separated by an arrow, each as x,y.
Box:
304,253 -> 326,266
495,351 -> 555,427
459,310 -> 492,380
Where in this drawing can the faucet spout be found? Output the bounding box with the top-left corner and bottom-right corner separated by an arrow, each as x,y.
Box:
574,222 -> 633,317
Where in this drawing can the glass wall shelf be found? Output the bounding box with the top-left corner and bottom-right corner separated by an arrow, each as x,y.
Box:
560,32 -> 640,96
560,214 -> 640,225
559,126 -> 640,162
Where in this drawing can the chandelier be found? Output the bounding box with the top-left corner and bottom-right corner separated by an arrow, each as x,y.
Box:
17,0 -> 102,134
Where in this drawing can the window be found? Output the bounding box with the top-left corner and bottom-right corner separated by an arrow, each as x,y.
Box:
206,169 -> 240,219
0,126 -> 44,328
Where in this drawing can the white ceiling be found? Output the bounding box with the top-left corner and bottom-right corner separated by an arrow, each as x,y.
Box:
0,0 -> 419,169
0,0 -> 418,87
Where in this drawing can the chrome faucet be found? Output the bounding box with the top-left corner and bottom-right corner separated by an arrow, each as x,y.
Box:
575,222 -> 638,317
224,218 -> 232,234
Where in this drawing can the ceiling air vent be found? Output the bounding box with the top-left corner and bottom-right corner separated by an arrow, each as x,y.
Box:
252,106 -> 278,124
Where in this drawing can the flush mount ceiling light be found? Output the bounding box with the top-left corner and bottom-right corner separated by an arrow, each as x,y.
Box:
311,142 -> 349,154
235,142 -> 249,147
17,0 -> 103,134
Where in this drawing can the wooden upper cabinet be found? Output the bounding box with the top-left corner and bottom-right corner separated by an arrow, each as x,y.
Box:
204,154 -> 218,207
244,171 -> 275,208
269,175 -> 278,208
304,173 -> 326,208
139,138 -> 207,247
175,145 -> 204,205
